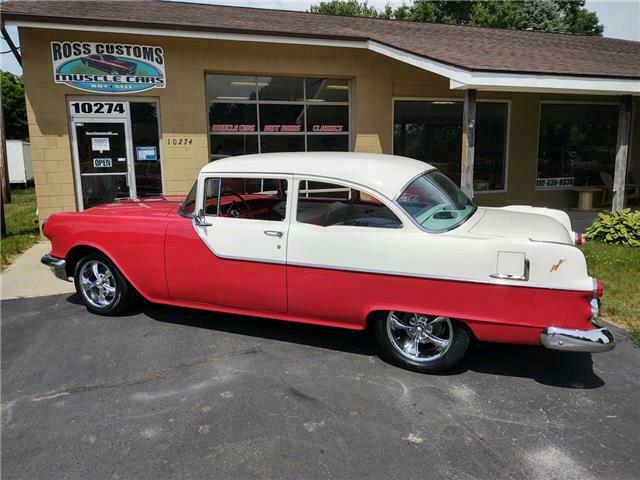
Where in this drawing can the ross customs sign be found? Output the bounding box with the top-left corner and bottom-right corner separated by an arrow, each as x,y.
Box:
52,41 -> 166,94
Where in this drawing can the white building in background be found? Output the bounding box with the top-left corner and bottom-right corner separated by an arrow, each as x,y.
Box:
7,140 -> 33,186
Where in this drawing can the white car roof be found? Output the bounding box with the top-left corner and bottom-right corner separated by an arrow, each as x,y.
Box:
200,152 -> 434,199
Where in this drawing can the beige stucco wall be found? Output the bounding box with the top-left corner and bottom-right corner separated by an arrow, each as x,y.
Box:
19,27 -> 640,226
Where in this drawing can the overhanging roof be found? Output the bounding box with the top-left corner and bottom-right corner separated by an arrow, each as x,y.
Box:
3,0 -> 639,95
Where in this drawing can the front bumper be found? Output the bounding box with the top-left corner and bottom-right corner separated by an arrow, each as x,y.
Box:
41,254 -> 69,281
540,326 -> 615,353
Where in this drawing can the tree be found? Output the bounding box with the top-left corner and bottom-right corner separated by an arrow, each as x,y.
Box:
308,0 -> 604,35
0,71 -> 28,140
309,0 -> 380,17
518,0 -> 565,33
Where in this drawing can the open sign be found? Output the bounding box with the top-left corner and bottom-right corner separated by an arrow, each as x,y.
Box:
93,158 -> 113,168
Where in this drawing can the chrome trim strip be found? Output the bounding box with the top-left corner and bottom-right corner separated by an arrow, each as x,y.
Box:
286,260 -> 590,292
41,254 -> 70,281
540,326 -> 615,353
189,219 -> 591,292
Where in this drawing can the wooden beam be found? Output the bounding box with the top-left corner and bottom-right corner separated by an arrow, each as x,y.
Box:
612,95 -> 632,212
461,89 -> 477,198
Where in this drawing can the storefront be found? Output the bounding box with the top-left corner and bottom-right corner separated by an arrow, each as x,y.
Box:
2,0 -> 639,227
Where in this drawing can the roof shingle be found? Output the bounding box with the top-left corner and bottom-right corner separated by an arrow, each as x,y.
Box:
2,0 -> 639,79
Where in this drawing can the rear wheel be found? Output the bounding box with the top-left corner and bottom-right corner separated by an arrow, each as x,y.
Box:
373,311 -> 470,373
74,253 -> 135,316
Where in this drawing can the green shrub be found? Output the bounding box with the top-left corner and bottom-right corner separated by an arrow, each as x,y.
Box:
585,209 -> 640,247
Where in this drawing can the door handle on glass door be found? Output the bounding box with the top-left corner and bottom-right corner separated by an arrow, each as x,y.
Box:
264,230 -> 284,238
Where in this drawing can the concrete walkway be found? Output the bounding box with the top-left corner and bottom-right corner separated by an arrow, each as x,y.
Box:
0,242 -> 75,300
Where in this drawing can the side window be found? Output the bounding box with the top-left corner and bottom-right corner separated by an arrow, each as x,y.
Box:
297,180 -> 402,229
218,177 -> 288,221
203,178 -> 220,215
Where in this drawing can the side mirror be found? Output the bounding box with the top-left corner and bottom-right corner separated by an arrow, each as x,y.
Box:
194,208 -> 212,227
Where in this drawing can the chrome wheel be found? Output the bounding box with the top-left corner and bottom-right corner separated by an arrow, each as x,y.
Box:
386,311 -> 453,363
79,260 -> 116,308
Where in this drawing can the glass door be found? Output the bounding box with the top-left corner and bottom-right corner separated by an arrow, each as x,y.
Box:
72,118 -> 134,209
69,99 -> 164,210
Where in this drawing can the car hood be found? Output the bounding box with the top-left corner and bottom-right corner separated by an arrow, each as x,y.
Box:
83,196 -> 184,217
465,207 -> 573,244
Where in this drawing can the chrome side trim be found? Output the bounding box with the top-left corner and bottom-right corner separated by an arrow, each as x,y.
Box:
190,220 -> 591,292
41,254 -> 70,281
540,326 -> 615,353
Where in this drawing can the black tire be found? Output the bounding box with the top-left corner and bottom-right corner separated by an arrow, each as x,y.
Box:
373,311 -> 470,373
73,253 -> 136,316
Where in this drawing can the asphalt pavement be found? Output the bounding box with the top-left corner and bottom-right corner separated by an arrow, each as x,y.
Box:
1,294 -> 638,480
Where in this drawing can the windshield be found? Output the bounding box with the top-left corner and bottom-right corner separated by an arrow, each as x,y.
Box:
180,181 -> 197,215
397,170 -> 476,232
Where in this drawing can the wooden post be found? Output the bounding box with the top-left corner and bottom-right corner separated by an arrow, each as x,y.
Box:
612,95 -> 632,212
0,97 -> 8,236
461,89 -> 476,198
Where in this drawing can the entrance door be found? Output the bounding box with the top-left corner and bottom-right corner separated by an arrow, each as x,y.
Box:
72,118 -> 134,209
69,99 -> 163,210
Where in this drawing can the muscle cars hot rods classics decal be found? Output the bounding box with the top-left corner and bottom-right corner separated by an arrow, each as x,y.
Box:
51,41 -> 166,94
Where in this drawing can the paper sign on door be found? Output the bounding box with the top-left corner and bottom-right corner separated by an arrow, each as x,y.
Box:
91,137 -> 110,151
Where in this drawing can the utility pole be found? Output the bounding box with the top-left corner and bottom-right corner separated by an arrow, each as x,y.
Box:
1,91 -> 11,237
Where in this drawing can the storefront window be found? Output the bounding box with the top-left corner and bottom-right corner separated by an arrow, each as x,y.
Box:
130,102 -> 162,197
393,100 -> 508,191
207,74 -> 350,160
537,103 -> 618,189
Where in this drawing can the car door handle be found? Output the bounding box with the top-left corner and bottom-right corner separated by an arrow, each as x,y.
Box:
264,230 -> 284,238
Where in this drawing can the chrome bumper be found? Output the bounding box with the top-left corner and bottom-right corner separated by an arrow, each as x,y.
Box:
540,326 -> 615,353
41,254 -> 69,281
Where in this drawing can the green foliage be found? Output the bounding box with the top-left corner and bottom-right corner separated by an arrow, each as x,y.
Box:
308,0 -> 604,35
581,242 -> 640,345
1,71 -> 28,140
518,0 -> 565,32
0,188 -> 40,270
310,0 -> 380,17
585,209 -> 640,247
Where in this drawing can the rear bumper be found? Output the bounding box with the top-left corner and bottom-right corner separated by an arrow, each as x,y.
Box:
41,254 -> 69,281
540,326 -> 615,353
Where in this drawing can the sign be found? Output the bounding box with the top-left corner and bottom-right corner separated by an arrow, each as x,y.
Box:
136,146 -> 158,161
93,158 -> 112,168
537,177 -> 575,188
311,125 -> 344,132
211,124 -> 256,132
52,41 -> 165,94
70,101 -> 127,117
91,137 -> 110,151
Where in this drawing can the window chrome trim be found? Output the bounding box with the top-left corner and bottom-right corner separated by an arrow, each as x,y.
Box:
393,170 -> 478,234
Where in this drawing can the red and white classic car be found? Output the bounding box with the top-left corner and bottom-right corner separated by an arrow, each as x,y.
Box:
42,152 -> 614,373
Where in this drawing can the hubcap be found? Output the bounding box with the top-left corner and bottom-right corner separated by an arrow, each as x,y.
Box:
386,311 -> 453,363
79,260 -> 116,308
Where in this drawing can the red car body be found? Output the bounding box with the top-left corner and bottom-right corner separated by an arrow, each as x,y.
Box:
44,197 -> 595,344
82,54 -> 136,75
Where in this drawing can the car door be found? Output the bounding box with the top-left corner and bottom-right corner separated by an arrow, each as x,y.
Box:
168,174 -> 292,313
286,177 -> 406,326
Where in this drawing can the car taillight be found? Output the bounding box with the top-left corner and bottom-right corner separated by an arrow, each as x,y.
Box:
596,279 -> 604,298
574,232 -> 584,245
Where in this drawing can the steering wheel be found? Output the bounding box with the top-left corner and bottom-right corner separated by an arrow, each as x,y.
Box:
222,191 -> 254,218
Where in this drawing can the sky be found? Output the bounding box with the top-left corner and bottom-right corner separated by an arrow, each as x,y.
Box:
2,0 -> 639,75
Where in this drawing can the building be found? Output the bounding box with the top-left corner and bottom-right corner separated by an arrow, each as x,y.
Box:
2,0 -> 639,227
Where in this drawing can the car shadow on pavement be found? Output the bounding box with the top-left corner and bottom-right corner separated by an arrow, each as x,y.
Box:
66,294 -> 605,389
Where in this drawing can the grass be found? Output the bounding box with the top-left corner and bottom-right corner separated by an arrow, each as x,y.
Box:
1,188 -> 40,271
581,241 -> 640,345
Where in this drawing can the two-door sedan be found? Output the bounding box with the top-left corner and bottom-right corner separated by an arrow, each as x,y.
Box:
42,152 -> 614,373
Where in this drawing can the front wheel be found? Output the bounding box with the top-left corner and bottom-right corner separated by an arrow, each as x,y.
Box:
74,253 -> 135,316
373,311 -> 470,373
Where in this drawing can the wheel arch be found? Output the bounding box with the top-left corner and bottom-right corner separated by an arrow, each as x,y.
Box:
64,243 -> 147,300
363,308 -> 477,341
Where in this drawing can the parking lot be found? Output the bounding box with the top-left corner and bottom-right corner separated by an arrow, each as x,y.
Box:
2,293 -> 639,480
